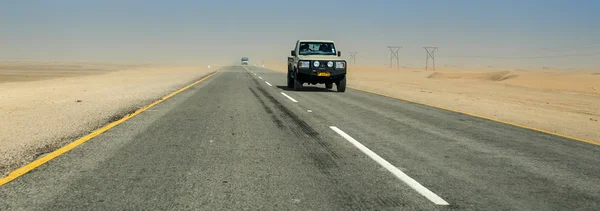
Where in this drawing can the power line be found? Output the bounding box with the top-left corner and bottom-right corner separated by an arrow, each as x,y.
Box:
440,51 -> 600,59
440,41 -> 600,59
533,40 -> 600,53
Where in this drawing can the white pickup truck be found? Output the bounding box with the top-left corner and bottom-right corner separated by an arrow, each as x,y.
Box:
287,40 -> 347,92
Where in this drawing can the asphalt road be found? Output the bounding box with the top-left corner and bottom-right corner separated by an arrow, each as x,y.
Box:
1,66 -> 599,210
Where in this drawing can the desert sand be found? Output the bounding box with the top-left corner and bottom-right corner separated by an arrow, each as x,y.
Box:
2,60 -> 598,176
0,61 -> 138,83
0,61 -> 216,176
264,61 -> 600,143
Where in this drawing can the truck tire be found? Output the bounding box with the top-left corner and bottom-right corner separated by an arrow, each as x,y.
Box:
287,72 -> 294,88
325,82 -> 333,89
293,73 -> 303,91
336,76 -> 346,92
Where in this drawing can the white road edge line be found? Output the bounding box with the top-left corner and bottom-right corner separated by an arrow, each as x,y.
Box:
242,66 -> 250,71
280,92 -> 298,103
259,76 -> 263,80
253,73 -> 257,75
328,126 -> 450,206
265,81 -> 272,86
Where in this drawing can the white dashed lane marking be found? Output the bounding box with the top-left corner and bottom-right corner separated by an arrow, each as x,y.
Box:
329,126 -> 450,206
280,92 -> 298,103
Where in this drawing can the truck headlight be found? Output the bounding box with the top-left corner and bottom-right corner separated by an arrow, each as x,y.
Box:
327,61 -> 334,67
313,61 -> 320,67
335,61 -> 346,69
299,61 -> 310,68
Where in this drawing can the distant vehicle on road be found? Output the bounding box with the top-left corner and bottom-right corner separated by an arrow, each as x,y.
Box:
287,40 -> 346,92
241,57 -> 249,65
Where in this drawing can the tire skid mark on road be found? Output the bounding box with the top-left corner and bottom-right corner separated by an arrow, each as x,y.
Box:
247,72 -> 340,166
246,71 -> 409,209
248,88 -> 284,129
255,86 -> 321,140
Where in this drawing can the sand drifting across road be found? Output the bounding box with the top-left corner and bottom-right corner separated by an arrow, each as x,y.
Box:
263,61 -> 600,143
0,61 -> 216,176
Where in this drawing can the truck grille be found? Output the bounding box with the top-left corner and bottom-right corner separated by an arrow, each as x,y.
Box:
314,61 -> 334,70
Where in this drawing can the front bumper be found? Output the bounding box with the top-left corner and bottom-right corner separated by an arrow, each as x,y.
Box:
297,67 -> 346,83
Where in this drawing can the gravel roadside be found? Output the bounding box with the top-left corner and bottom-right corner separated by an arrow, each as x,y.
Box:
0,65 -> 217,176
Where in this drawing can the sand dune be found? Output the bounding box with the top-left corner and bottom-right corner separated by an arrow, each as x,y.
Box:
499,72 -> 599,94
427,71 -> 518,81
426,70 -> 599,94
263,61 -> 600,143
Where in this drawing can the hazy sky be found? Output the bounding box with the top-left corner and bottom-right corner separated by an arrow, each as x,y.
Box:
1,0 -> 599,67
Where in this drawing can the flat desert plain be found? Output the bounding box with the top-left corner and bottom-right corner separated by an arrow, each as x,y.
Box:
0,61 -> 216,176
2,61 -> 598,176
264,61 -> 600,144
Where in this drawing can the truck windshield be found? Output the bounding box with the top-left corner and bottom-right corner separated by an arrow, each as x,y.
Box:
298,42 -> 336,56
241,57 -> 248,61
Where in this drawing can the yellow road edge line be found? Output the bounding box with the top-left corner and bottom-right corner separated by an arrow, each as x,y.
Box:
348,86 -> 600,147
0,71 -> 220,187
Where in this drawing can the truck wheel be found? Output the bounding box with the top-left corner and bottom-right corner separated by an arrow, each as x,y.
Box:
287,72 -> 294,88
336,77 -> 346,92
325,82 -> 333,89
293,73 -> 303,91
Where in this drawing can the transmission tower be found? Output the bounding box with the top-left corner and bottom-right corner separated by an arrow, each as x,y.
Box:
349,52 -> 357,64
424,47 -> 438,71
387,46 -> 402,69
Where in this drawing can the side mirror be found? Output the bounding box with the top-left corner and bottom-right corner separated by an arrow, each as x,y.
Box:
337,51 -> 341,57
291,50 -> 296,56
